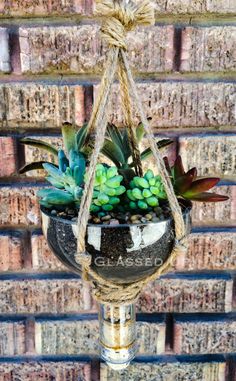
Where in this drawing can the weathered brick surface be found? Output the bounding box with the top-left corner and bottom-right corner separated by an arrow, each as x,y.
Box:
179,135 -> 236,179
0,321 -> 26,355
19,25 -> 174,74
101,361 -> 226,381
181,26 -> 236,72
192,185 -> 236,227
0,83 -> 85,128
99,82 -> 236,128
0,279 -> 87,314
0,27 -> 10,73
154,0 -> 236,14
0,0 -> 92,16
174,318 -> 236,354
31,232 -> 66,271
0,137 -> 17,176
175,231 -> 236,271
35,320 -> 165,355
0,185 -> 41,226
137,277 -> 233,313
0,362 -> 91,381
23,135 -> 61,177
0,232 -> 26,271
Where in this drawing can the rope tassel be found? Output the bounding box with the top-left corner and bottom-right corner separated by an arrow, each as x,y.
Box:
75,0 -> 187,305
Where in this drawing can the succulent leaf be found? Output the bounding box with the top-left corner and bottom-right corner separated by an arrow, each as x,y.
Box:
184,192 -> 229,202
62,123 -> 76,154
76,124 -> 88,151
58,150 -> 69,172
19,161 -> 54,174
19,138 -> 58,157
185,178 -> 220,196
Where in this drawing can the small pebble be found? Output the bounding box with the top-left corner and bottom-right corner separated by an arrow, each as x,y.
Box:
51,210 -> 57,216
141,217 -> 147,223
154,207 -> 163,215
145,214 -> 152,221
109,219 -> 120,225
159,214 -> 165,221
130,215 -> 139,222
71,217 -> 77,222
67,209 -> 75,215
152,217 -> 160,223
131,219 -> 141,224
101,215 -> 111,221
93,217 -> 101,224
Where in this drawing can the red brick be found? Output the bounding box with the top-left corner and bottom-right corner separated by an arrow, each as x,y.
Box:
0,185 -> 41,226
0,83 -> 85,129
31,233 -> 66,271
101,361 -> 226,381
0,278 -> 89,314
0,0 -> 91,17
35,319 -> 165,355
0,27 -> 10,73
191,185 -> 236,227
181,26 -> 236,72
0,137 -> 17,176
0,232 -> 26,271
19,25 -> 174,74
179,135 -> 236,179
0,362 -> 91,381
154,0 -> 236,14
97,82 -> 236,129
174,319 -> 236,354
137,277 -> 233,313
0,321 -> 26,355
175,231 -> 236,271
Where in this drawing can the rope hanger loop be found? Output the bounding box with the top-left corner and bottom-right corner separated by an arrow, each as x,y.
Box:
75,0 -> 187,305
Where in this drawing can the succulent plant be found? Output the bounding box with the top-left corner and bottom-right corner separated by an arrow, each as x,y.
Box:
164,155 -> 229,202
89,164 -> 126,213
37,147 -> 86,209
19,123 -> 89,174
101,124 -> 173,183
126,169 -> 166,211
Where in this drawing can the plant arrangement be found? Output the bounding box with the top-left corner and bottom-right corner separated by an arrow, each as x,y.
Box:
20,123 -> 229,225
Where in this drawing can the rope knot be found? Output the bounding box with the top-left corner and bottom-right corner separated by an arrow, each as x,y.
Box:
95,0 -> 155,50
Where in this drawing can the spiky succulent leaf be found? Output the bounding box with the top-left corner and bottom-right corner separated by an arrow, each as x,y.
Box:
62,123 -> 76,154
173,155 -> 185,179
20,138 -> 58,157
185,178 -> 220,196
46,176 -> 65,189
183,192 -> 229,202
107,124 -> 124,153
101,139 -> 125,167
58,150 -> 69,172
76,124 -> 88,151
19,161 -> 54,174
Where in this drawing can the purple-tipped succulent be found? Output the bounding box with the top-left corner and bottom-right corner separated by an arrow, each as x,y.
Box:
164,155 -> 229,203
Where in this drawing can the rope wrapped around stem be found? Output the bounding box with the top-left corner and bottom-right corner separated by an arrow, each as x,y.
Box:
75,0 -> 187,305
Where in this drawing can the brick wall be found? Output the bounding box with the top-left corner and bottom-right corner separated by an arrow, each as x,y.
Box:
0,1 -> 235,380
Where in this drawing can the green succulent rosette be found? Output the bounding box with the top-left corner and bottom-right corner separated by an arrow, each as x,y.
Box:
126,169 -> 166,211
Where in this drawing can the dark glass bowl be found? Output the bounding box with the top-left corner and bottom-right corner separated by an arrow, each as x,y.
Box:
41,201 -> 191,284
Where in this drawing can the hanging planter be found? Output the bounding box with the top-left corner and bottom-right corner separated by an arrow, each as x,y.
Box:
20,0 -> 229,371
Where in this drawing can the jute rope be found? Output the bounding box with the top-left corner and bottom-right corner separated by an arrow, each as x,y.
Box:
75,0 -> 187,305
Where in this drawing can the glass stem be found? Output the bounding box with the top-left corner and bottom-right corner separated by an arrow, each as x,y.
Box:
98,302 -> 137,370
